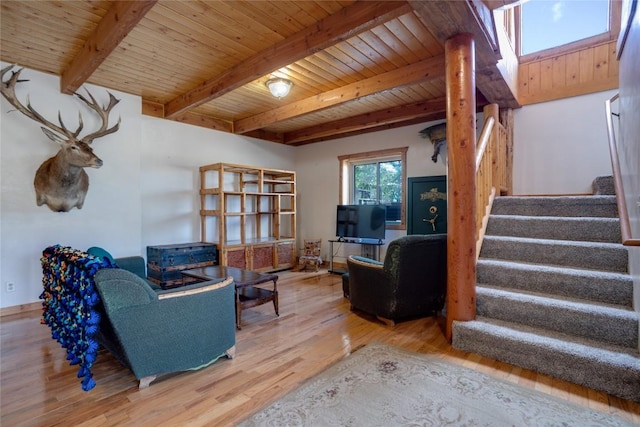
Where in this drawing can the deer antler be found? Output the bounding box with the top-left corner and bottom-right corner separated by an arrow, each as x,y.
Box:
1,65 -> 121,144
74,89 -> 121,144
1,65 -> 82,139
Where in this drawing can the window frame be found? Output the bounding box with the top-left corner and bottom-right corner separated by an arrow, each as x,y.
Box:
338,147 -> 407,231
516,0 -> 621,62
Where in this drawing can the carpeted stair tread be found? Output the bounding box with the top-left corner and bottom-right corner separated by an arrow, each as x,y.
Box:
457,317 -> 640,362
480,235 -> 628,272
477,283 -> 635,314
476,286 -> 639,348
477,258 -> 633,306
491,195 -> 618,217
592,175 -> 616,195
486,214 -> 621,243
452,318 -> 640,402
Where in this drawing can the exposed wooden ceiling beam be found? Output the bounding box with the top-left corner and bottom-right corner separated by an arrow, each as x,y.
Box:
409,0 -> 520,108
142,99 -> 164,118
172,112 -> 233,133
60,0 -> 158,94
163,1 -> 413,119
141,99 -> 232,133
283,97 -> 447,145
285,90 -> 489,145
242,129 -> 284,143
234,55 -> 446,134
292,113 -> 448,146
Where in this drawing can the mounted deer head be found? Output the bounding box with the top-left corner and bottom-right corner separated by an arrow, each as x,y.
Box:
1,65 -> 121,212
419,122 -> 447,163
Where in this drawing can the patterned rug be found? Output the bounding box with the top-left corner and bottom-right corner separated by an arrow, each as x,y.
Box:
238,342 -> 635,426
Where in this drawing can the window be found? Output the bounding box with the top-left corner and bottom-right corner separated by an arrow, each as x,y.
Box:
519,0 -> 611,56
338,147 -> 407,230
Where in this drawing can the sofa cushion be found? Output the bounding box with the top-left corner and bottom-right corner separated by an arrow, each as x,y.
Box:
87,246 -> 116,264
95,268 -> 158,312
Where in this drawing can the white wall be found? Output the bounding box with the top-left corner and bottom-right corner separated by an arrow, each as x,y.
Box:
513,90 -> 617,195
0,65 -> 294,309
1,65 -> 142,308
140,116 -> 295,251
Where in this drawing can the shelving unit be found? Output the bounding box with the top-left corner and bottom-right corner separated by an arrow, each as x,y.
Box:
199,163 -> 296,272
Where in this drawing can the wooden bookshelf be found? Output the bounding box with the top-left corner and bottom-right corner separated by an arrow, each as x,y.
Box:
199,163 -> 296,272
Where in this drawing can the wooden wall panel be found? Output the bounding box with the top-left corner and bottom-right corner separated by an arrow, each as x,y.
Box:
579,48 -> 595,83
608,41 -> 620,78
518,40 -> 619,105
551,56 -> 566,88
539,58 -> 553,92
594,44 -> 610,80
565,52 -> 580,86
527,61 -> 540,94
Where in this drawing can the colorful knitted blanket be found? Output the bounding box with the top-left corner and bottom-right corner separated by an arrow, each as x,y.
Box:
39,245 -> 114,391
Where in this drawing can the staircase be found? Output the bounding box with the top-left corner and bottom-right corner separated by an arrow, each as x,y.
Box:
452,190 -> 640,402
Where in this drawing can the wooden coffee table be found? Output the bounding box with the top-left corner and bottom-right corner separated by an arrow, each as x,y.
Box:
181,266 -> 278,329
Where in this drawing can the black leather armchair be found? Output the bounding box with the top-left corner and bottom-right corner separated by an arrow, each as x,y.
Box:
346,234 -> 447,325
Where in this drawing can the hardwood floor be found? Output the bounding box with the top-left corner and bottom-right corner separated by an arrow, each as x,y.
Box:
2,269 -> 639,426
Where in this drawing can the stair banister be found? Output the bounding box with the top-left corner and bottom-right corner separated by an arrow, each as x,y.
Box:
605,93 -> 640,246
475,113 -> 498,260
475,116 -> 495,170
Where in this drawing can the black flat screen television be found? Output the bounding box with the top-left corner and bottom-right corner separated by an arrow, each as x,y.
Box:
335,204 -> 386,242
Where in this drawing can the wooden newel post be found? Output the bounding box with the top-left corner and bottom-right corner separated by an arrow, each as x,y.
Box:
445,33 -> 476,341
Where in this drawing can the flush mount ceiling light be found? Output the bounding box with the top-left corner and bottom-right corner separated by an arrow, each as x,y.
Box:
265,77 -> 293,98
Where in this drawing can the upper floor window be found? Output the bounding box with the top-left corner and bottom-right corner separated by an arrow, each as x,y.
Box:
520,0 -> 610,56
338,147 -> 407,230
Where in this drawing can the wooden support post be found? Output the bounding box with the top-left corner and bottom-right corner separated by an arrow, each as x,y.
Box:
445,33 -> 477,341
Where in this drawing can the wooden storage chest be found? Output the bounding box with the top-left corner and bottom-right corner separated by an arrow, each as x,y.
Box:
147,242 -> 217,289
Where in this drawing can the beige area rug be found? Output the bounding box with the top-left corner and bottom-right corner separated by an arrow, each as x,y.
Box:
238,342 -> 635,427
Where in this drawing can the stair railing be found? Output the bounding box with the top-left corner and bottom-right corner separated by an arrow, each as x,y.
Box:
605,93 -> 640,246
475,104 -> 508,258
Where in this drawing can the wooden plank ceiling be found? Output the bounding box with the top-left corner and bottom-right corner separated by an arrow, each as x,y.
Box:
0,0 -> 517,146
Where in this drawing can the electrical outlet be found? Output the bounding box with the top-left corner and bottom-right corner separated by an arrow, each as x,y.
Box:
6,282 -> 15,293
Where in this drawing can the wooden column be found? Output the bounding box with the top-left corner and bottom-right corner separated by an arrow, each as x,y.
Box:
445,33 -> 476,341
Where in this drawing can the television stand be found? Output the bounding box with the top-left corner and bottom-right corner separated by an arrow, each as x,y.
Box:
328,239 -> 384,275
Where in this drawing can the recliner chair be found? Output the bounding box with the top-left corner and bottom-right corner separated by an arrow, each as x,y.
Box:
41,245 -> 236,390
94,267 -> 236,388
346,234 -> 447,325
